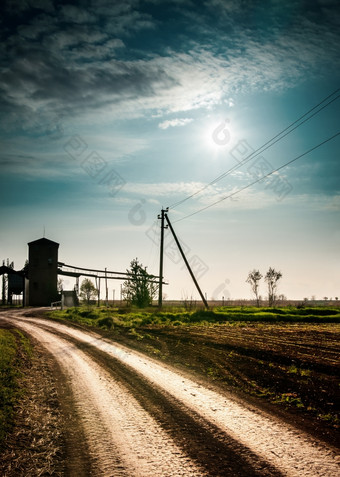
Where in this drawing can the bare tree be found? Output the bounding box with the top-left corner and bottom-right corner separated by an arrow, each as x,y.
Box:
246,269 -> 262,307
265,267 -> 282,306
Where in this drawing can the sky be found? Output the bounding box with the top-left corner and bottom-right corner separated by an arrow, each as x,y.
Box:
0,0 -> 339,302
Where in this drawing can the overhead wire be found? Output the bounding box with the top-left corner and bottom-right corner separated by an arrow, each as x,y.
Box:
169,88 -> 340,210
173,130 -> 340,223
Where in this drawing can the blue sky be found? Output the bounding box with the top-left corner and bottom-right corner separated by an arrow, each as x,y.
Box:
1,0 -> 339,301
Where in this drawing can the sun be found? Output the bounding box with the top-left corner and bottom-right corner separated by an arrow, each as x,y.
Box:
203,119 -> 232,153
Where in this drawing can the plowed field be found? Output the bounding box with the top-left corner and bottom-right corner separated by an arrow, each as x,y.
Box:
108,322 -> 340,444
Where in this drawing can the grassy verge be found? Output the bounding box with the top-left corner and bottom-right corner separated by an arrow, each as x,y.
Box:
0,328 -> 32,448
48,305 -> 340,331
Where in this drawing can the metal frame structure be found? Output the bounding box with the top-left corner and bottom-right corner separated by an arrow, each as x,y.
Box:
58,262 -> 166,306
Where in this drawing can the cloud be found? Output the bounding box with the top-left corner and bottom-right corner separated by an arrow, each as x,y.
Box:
0,47 -> 177,131
118,180 -> 284,215
158,118 -> 193,129
1,0 -> 55,16
0,151 -> 75,180
0,0 -> 339,133
123,181 -> 206,197
120,176 -> 340,215
121,180 -> 248,208
60,5 -> 96,24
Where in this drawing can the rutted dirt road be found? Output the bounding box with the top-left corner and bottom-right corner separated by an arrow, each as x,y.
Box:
1,309 -> 339,476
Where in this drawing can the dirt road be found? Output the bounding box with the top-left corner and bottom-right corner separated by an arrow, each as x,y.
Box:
1,309 -> 339,476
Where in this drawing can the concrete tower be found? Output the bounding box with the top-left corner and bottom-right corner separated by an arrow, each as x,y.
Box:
28,238 -> 59,306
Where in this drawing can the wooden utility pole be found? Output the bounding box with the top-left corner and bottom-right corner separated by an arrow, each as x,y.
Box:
97,277 -> 100,307
165,213 -> 209,309
2,259 -> 6,305
158,208 -> 168,307
105,267 -> 108,306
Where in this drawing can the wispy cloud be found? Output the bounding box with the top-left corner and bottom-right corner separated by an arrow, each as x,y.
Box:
123,181 -> 207,197
158,118 -> 193,129
121,180 -> 259,208
0,0 -> 338,168
1,1 -> 339,134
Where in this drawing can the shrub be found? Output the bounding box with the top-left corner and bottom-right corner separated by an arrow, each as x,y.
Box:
79,309 -> 98,319
189,310 -> 218,322
96,316 -> 114,329
296,307 -> 339,316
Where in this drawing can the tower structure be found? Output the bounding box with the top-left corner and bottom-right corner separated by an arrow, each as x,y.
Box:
28,238 -> 59,306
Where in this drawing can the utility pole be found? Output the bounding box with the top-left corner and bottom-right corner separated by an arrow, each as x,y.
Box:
105,267 -> 108,306
165,213 -> 209,309
158,208 -> 168,308
97,277 -> 100,307
2,260 -> 5,305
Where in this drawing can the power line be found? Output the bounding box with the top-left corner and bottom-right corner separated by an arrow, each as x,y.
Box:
173,130 -> 340,223
169,88 -> 340,209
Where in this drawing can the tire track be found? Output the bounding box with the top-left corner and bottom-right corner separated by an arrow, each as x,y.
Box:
43,325 -> 282,476
3,312 -> 340,477
3,316 -> 205,476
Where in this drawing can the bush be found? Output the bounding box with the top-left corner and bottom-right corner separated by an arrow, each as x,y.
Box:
79,310 -> 98,319
189,310 -> 219,322
96,316 -> 114,329
295,307 -> 339,316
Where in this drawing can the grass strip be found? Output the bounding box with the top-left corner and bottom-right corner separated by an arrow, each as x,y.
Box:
0,328 -> 32,448
48,305 -> 340,331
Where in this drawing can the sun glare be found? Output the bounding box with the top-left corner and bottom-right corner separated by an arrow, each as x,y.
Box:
203,119 -> 232,154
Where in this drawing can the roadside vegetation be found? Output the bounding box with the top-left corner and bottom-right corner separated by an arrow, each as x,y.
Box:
0,328 -> 32,448
48,305 -> 340,330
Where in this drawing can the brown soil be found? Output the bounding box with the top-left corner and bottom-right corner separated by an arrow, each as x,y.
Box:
105,322 -> 340,448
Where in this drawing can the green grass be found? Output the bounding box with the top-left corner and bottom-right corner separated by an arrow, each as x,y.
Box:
273,392 -> 305,409
48,305 -> 340,333
0,329 -> 32,447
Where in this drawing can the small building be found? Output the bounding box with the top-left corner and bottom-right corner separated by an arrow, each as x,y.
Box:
62,290 -> 79,308
28,238 -> 59,306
